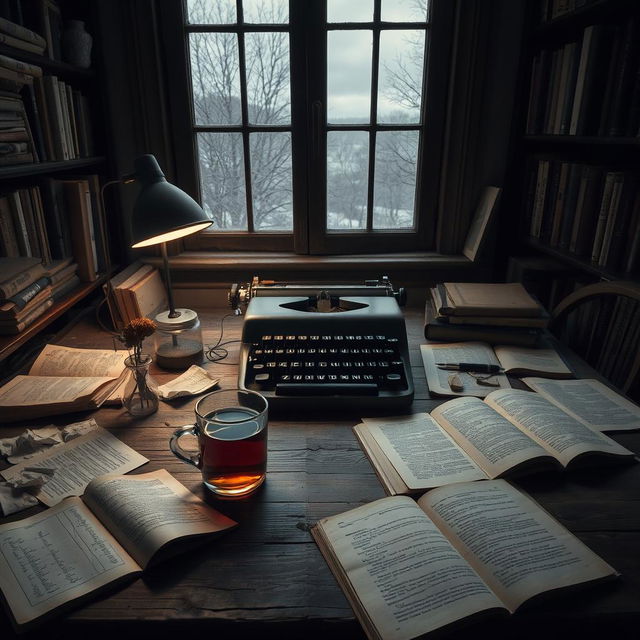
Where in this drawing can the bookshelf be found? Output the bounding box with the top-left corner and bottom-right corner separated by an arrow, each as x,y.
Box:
0,1 -> 119,363
505,0 -> 640,296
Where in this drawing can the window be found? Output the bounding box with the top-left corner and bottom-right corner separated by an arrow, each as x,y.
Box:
161,0 -> 453,254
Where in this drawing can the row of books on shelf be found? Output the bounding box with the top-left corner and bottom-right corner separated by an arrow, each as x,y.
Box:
526,20 -> 640,137
525,159 -> 640,274
0,58 -> 94,164
0,255 -> 79,334
0,174 -> 107,284
0,1 -> 66,62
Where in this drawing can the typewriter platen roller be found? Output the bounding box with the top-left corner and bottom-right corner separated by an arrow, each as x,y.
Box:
233,276 -> 414,411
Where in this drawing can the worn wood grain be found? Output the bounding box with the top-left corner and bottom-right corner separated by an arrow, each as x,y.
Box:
1,305 -> 640,640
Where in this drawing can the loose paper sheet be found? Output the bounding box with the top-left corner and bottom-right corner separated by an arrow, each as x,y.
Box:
157,365 -> 219,400
0,419 -> 97,464
421,342 -> 510,397
1,426 -> 148,506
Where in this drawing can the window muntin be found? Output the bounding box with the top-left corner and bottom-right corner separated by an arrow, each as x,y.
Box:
180,0 -> 440,253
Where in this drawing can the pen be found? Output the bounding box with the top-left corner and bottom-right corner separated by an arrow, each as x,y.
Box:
436,362 -> 503,374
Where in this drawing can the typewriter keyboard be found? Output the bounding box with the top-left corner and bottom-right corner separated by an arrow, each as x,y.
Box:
244,334 -> 410,397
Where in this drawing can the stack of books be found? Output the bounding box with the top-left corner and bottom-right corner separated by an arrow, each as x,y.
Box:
0,16 -> 46,58
0,256 -> 51,335
0,257 -> 79,335
105,262 -> 168,330
425,282 -> 549,347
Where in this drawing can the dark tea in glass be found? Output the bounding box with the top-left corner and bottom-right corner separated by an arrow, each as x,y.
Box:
170,390 -> 268,497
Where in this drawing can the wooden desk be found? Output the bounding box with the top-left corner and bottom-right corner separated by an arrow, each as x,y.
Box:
1,307 -> 640,640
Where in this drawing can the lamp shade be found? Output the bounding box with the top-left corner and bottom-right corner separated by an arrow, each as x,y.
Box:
130,154 -> 212,248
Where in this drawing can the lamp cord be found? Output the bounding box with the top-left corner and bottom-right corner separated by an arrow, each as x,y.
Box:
205,312 -> 241,363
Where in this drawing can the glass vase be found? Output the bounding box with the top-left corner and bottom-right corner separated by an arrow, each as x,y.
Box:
123,354 -> 159,417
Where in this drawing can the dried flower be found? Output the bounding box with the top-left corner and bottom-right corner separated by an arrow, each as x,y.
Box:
120,317 -> 156,365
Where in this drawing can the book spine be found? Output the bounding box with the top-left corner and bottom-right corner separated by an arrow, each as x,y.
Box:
42,75 -> 66,160
0,30 -> 44,55
21,83 -> 46,162
569,26 -> 593,135
0,262 -> 45,298
0,297 -> 53,334
590,172 -> 617,262
5,275 -> 51,310
0,53 -> 42,77
33,76 -> 54,160
0,16 -> 47,48
8,190 -> 30,256
0,194 -> 19,257
597,176 -> 624,266
63,180 -> 97,282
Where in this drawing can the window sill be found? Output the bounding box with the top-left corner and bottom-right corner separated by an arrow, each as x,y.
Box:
143,250 -> 477,272
140,251 -> 491,308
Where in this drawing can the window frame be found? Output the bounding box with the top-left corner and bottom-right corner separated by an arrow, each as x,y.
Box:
159,0 -> 454,255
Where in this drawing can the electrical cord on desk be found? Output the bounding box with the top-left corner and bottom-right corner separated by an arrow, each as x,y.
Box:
205,312 -> 241,364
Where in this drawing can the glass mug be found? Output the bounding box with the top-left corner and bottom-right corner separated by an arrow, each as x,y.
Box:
170,389 -> 268,498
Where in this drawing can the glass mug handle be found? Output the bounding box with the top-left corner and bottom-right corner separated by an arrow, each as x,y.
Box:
169,425 -> 200,468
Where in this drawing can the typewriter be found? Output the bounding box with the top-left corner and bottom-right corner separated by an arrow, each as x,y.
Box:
231,276 -> 414,410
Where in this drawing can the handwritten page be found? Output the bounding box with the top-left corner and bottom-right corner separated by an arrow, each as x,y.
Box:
421,342 -> 510,397
0,498 -> 139,627
1,426 -> 148,506
29,344 -> 127,377
157,365 -> 219,400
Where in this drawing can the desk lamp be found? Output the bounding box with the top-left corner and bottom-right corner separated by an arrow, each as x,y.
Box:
130,154 -> 213,369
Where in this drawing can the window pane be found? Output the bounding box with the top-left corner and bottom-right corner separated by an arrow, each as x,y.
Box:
327,131 -> 369,230
250,132 -> 293,231
197,132 -> 247,230
378,30 -> 424,124
243,0 -> 288,24
246,32 -> 291,125
187,0 -> 236,24
327,0 -> 372,23
190,33 -> 241,125
381,0 -> 429,22
327,31 -> 372,123
373,130 -> 418,229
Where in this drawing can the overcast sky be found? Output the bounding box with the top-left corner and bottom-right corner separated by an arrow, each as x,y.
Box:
188,0 -> 428,123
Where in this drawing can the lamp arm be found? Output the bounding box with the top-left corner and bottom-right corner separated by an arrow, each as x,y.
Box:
160,241 -> 179,319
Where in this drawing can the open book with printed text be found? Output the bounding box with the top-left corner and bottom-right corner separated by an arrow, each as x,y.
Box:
354,386 -> 636,496
0,469 -> 237,631
312,480 -> 619,640
0,344 -> 128,422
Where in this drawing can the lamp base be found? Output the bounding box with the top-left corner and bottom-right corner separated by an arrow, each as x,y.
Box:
154,308 -> 204,370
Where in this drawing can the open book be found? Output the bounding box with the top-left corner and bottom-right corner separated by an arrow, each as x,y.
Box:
0,469 -> 237,631
0,344 -> 128,422
354,388 -> 635,496
421,342 -> 573,397
312,480 -> 618,640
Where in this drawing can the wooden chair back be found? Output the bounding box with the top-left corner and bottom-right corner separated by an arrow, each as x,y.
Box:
550,280 -> 640,401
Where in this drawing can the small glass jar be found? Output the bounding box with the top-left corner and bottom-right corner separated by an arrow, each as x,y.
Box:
154,308 -> 204,370
123,354 -> 159,417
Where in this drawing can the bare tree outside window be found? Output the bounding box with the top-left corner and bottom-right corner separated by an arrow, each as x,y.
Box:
186,0 -> 429,236
187,0 -> 292,231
